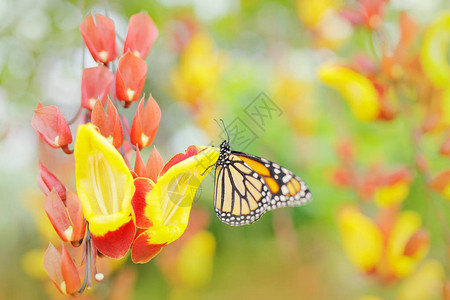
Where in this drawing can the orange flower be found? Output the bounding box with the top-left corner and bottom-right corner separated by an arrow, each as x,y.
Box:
133,146 -> 164,182
115,52 -> 147,102
32,102 -> 72,152
91,98 -> 123,148
43,243 -> 81,295
123,12 -> 158,59
130,95 -> 161,149
38,162 -> 66,200
79,14 -> 116,63
81,65 -> 114,110
44,189 -> 86,245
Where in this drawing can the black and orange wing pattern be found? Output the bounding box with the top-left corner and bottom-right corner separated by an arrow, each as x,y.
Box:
214,141 -> 312,226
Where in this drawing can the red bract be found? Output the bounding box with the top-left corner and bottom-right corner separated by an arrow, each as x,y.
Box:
43,243 -> 82,295
91,98 -> 123,148
429,170 -> 450,194
79,14 -> 116,63
115,52 -> 147,102
44,189 -> 86,245
130,96 -> 160,149
133,146 -> 164,182
340,0 -> 388,30
123,12 -> 158,59
38,162 -> 66,200
32,102 -> 72,152
441,135 -> 450,156
81,65 -> 114,110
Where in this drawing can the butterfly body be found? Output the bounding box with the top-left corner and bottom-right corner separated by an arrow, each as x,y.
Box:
214,140 -> 312,226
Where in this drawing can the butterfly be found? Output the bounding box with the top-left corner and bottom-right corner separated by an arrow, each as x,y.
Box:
214,139 -> 312,226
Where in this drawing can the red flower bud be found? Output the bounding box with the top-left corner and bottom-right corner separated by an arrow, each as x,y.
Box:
44,189 -> 86,245
123,12 -> 158,59
79,14 -> 116,63
43,243 -> 82,295
134,146 -> 164,182
38,162 -> 66,200
81,65 -> 114,110
130,96 -> 160,148
32,102 -> 72,150
115,52 -> 147,102
440,135 -> 450,156
91,98 -> 123,148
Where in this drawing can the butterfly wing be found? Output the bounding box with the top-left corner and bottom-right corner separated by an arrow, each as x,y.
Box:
214,152 -> 311,226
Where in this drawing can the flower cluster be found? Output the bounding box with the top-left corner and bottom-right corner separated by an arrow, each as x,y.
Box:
305,4 -> 450,296
32,12 -> 218,295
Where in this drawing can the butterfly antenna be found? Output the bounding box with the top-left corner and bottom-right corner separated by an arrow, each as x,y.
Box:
220,119 -> 230,143
214,119 -> 230,143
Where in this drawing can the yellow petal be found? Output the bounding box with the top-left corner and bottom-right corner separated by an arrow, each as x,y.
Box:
386,211 -> 429,278
74,123 -> 135,236
421,12 -> 450,88
296,0 -> 339,28
144,146 -> 219,244
318,64 -> 380,121
374,181 -> 410,208
338,206 -> 384,272
397,259 -> 445,300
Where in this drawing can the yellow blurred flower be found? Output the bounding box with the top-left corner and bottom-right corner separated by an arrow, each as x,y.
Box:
296,0 -> 341,28
272,72 -> 318,135
374,181 -> 410,208
318,64 -> 380,121
374,169 -> 411,208
177,230 -> 216,289
337,206 -> 384,273
386,211 -> 429,279
21,248 -> 47,279
421,11 -> 450,89
171,32 -> 225,109
397,259 -> 445,300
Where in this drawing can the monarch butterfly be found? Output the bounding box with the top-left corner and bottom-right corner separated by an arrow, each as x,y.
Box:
214,138 -> 312,226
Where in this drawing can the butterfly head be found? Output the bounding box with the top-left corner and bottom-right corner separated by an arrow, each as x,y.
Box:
217,140 -> 231,166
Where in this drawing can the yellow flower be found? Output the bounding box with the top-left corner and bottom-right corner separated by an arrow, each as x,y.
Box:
318,64 -> 380,121
131,145 -> 219,263
421,11 -> 450,88
337,206 -> 384,272
74,123 -> 136,258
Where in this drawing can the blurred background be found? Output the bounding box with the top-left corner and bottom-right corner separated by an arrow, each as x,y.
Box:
1,0 -> 449,299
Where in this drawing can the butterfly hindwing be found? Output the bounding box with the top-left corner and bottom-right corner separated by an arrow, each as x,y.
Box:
233,151 -> 312,209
